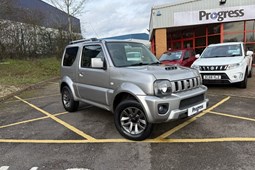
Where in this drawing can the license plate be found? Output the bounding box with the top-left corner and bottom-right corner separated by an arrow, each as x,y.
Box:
203,75 -> 221,80
188,102 -> 207,116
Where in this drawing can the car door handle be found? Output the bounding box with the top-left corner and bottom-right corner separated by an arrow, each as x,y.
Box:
79,73 -> 84,77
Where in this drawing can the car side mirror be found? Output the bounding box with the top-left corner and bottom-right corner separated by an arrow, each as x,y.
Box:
195,54 -> 200,58
91,58 -> 104,69
246,51 -> 253,56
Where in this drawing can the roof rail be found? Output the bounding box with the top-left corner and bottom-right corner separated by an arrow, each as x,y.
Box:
69,38 -> 99,44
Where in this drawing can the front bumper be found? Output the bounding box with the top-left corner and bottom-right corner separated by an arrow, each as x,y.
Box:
137,85 -> 208,123
200,69 -> 245,84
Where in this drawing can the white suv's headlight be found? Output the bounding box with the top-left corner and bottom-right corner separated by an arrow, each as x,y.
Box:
227,63 -> 241,70
191,64 -> 200,70
154,80 -> 172,97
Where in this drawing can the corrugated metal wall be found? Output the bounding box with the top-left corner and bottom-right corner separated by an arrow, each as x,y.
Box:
150,0 -> 255,30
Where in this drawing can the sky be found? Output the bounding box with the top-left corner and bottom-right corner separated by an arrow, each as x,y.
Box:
43,0 -> 172,39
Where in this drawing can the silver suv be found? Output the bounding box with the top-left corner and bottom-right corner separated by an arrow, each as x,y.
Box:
60,38 -> 209,140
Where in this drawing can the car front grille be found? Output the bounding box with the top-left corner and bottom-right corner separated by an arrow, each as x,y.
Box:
171,77 -> 201,93
179,94 -> 205,110
199,65 -> 228,71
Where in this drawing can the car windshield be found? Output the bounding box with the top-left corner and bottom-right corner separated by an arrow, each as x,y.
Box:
201,44 -> 243,58
106,42 -> 159,67
159,51 -> 182,61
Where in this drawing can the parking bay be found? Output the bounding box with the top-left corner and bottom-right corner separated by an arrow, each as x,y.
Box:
0,77 -> 255,169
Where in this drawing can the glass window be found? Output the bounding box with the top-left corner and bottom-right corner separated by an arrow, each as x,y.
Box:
106,42 -> 158,67
246,32 -> 255,42
246,20 -> 255,31
195,26 -> 206,37
245,44 -> 255,52
208,35 -> 220,45
184,40 -> 193,48
172,32 -> 182,40
195,48 -> 205,55
208,24 -> 220,34
201,44 -> 242,58
63,47 -> 79,66
173,41 -> 182,49
183,51 -> 190,59
195,37 -> 206,47
183,31 -> 193,38
81,45 -> 104,68
224,33 -> 244,42
159,51 -> 182,61
224,21 -> 244,33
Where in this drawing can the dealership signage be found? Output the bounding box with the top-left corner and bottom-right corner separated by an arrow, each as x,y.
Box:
174,5 -> 255,26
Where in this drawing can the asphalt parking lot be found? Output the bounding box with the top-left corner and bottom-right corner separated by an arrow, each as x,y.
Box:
0,71 -> 255,170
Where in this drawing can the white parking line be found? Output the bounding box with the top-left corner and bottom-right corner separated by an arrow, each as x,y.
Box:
0,166 -> 9,170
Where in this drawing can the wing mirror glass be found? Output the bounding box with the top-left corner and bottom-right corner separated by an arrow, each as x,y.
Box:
91,58 -> 104,68
195,54 -> 200,58
246,51 -> 253,56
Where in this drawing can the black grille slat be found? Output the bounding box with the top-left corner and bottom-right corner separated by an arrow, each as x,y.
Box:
200,65 -> 227,71
171,77 -> 200,93
179,94 -> 204,109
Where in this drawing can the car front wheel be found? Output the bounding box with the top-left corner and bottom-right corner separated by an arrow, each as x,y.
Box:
114,100 -> 153,141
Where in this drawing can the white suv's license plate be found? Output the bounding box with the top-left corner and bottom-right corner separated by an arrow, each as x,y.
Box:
203,75 -> 221,80
188,102 -> 207,116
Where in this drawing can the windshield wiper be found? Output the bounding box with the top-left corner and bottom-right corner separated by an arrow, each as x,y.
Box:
149,61 -> 161,65
204,56 -> 225,58
128,62 -> 149,66
227,54 -> 240,57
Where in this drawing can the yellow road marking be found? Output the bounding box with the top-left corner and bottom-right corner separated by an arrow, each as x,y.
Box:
0,137 -> 255,144
0,112 -> 68,129
14,96 -> 96,141
4,94 -> 60,103
209,111 -> 255,122
155,96 -> 231,139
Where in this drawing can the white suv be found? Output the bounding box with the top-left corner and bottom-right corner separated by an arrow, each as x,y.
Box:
191,42 -> 253,88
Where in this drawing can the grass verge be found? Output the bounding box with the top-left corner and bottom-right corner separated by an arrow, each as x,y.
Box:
0,58 -> 60,87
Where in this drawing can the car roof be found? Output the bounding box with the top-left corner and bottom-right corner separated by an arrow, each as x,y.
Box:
66,38 -> 143,48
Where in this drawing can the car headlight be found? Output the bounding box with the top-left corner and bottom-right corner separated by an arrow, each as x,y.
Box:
154,80 -> 172,97
227,63 -> 241,70
191,64 -> 200,70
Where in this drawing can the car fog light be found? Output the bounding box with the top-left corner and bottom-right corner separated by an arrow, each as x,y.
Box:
158,103 -> 169,115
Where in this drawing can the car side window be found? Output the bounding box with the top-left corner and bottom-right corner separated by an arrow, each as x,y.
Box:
183,51 -> 190,59
63,47 -> 79,66
81,45 -> 104,68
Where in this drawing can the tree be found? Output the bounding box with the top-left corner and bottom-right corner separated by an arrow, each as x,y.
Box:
45,0 -> 86,40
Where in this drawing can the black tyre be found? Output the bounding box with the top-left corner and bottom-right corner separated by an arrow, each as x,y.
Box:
114,100 -> 153,141
238,70 -> 248,89
61,86 -> 79,112
248,66 -> 252,78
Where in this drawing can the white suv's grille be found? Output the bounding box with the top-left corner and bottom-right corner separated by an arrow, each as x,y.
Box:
199,65 -> 228,71
171,77 -> 201,93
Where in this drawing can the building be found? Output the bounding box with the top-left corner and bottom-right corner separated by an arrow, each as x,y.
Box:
0,0 -> 81,33
149,0 -> 255,57
0,0 -> 81,58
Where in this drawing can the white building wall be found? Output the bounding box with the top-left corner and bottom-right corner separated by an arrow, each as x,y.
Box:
150,0 -> 255,31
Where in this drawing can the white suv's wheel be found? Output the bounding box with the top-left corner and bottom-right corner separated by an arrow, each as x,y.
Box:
248,66 -> 253,78
114,100 -> 153,141
61,86 -> 79,112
